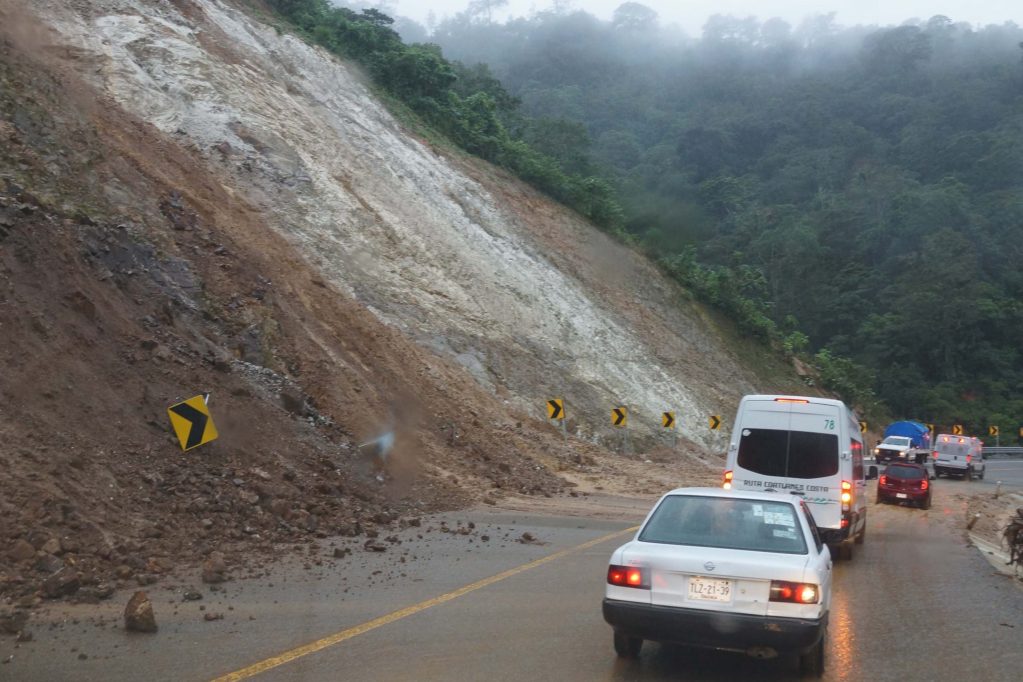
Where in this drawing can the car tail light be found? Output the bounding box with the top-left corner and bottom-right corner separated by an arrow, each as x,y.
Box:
879,474 -> 887,486
607,565 -> 649,589
722,470 -> 733,490
770,581 -> 819,604
966,454 -> 971,463
933,450 -> 938,458
920,479 -> 929,490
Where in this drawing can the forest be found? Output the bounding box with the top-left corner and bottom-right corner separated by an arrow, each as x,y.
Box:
274,1 -> 1023,433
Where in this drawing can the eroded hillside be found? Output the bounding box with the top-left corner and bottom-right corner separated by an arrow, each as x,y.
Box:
0,0 -> 801,602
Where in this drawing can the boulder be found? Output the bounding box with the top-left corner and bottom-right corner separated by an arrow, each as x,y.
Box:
124,591 -> 157,633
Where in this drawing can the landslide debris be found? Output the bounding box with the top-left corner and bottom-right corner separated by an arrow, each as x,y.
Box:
0,6 -> 597,611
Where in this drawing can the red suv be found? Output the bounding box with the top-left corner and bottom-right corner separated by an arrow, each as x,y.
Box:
876,463 -> 931,509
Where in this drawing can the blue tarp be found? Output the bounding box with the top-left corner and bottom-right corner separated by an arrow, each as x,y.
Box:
883,421 -> 931,449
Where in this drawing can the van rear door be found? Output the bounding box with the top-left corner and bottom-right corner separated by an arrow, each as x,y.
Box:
733,400 -> 843,530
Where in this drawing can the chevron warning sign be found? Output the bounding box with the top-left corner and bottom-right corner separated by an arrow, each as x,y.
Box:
988,425 -> 999,437
547,399 -> 564,421
952,424 -> 963,436
662,411 -> 675,429
859,421 -> 867,433
709,415 -> 721,430
168,394 -> 218,452
612,407 -> 627,428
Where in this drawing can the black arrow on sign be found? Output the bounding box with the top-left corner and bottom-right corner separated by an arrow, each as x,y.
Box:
613,408 -> 626,426
709,415 -> 721,430
170,401 -> 208,450
548,400 -> 563,420
663,412 -> 674,428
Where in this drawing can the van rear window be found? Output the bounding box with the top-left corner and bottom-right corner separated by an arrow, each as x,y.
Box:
737,428 -> 839,479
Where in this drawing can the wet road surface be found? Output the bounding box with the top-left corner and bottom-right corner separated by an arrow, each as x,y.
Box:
4,485 -> 1021,681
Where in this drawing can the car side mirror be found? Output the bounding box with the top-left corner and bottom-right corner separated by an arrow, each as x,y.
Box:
866,465 -> 878,480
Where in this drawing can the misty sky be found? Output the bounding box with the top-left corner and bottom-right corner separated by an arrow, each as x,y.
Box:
389,1 -> 1023,33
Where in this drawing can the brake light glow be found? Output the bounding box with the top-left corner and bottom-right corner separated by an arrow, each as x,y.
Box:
958,437 -> 965,444
774,398 -> 809,403
920,479 -> 929,490
607,565 -> 649,589
770,580 -> 819,604
723,470 -> 733,490
879,474 -> 887,486
966,454 -> 971,463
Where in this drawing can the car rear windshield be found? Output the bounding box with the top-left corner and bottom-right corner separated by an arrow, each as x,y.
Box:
639,496 -> 808,555
883,437 -> 910,446
737,428 -> 839,479
885,465 -> 924,479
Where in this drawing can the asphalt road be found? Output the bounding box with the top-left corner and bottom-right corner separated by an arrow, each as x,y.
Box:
4,485 -> 1021,681
979,459 -> 1023,487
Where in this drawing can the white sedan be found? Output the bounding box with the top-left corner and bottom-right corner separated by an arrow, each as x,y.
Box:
602,487 -> 832,676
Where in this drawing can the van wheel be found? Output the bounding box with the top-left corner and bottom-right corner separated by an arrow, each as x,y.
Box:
799,628 -> 826,677
978,468 -> 984,480
965,468 -> 973,482
613,631 -> 643,658
855,523 -> 866,544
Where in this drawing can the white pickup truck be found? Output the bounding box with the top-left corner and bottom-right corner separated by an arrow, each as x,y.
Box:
873,436 -> 929,464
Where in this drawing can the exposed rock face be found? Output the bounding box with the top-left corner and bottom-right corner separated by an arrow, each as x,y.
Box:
39,0 -> 764,444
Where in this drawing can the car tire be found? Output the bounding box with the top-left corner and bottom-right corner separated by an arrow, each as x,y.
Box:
613,631 -> 642,658
875,493 -> 884,505
921,494 -> 931,510
978,468 -> 984,480
965,468 -> 972,482
799,628 -> 826,677
839,541 -> 853,561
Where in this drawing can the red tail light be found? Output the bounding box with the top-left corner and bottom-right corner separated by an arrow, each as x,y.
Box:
966,454 -> 971,463
608,565 -> 649,589
722,470 -> 733,490
933,451 -> 938,458
770,580 -> 819,604
920,479 -> 929,490
879,474 -> 887,486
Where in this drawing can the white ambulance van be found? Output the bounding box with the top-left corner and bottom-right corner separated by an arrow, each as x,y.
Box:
723,395 -> 867,560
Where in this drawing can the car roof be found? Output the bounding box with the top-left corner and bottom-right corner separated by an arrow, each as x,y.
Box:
658,487 -> 807,504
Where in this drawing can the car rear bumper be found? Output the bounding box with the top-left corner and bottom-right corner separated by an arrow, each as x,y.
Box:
878,487 -> 928,501
603,599 -> 826,654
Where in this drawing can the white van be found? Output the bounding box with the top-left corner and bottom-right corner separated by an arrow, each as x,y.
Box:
933,434 -> 985,480
722,395 -> 867,560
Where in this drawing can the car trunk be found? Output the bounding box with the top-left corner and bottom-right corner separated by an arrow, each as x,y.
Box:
623,543 -> 808,617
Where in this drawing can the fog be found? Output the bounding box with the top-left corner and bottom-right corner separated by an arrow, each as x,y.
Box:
385,0 -> 1022,34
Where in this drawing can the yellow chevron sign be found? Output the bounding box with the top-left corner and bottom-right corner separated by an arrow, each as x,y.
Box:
988,425 -> 999,437
168,394 -> 218,452
612,407 -> 627,428
709,415 -> 721,430
546,399 -> 564,421
952,424 -> 963,436
662,411 -> 675,429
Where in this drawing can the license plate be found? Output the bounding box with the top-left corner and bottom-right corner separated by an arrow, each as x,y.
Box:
896,493 -> 908,499
687,576 -> 733,602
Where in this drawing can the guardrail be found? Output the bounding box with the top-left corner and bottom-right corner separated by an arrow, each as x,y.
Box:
982,447 -> 1023,459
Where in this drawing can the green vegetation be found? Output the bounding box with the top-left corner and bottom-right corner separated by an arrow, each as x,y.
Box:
428,7 -> 1023,428
261,0 -> 623,231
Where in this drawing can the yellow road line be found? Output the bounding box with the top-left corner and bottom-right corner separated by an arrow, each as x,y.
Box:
211,525 -> 639,682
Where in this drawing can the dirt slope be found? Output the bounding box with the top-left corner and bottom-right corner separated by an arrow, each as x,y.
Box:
0,0 -> 802,608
